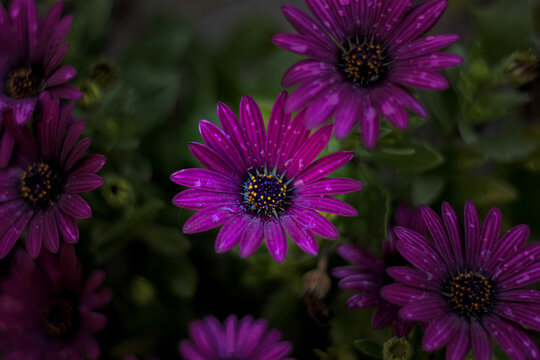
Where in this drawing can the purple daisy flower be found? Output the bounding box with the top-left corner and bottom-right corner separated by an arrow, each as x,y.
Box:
171,92 -> 363,262
179,314 -> 294,360
382,201 -> 540,360
0,0 -> 81,123
332,204 -> 425,337
273,0 -> 462,148
0,245 -> 112,360
0,94 -> 105,258
0,0 -> 80,166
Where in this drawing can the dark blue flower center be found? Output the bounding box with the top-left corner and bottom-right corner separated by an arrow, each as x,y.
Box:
5,66 -> 42,99
42,297 -> 78,338
20,162 -> 63,209
242,171 -> 290,218
340,40 -> 388,86
444,271 -> 493,318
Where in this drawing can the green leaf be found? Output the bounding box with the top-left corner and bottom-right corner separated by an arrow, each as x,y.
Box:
471,135 -> 536,162
354,339 -> 382,359
369,143 -> 444,173
412,176 -> 445,206
453,176 -> 518,206
475,0 -> 533,63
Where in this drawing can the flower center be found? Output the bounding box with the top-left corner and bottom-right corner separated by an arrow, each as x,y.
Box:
242,171 -> 289,218
42,297 -> 77,338
444,271 -> 493,318
19,162 -> 63,209
5,66 -> 42,99
340,40 -> 388,86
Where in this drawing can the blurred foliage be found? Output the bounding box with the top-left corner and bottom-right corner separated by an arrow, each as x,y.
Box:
13,0 -> 540,358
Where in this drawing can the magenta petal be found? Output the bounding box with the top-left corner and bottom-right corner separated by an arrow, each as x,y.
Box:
70,154 -> 107,176
303,92 -> 338,129
289,206 -> 338,239
371,302 -> 398,329
286,123 -> 333,178
386,266 -> 435,290
471,318 -> 492,360
285,77 -> 337,113
280,214 -> 318,256
281,5 -> 335,49
266,92 -> 288,169
484,315 -> 539,360
399,296 -> 448,321
46,65 -> 76,87
172,189 -> 239,210
0,128 -> 15,168
486,224 -> 529,273
198,120 -> 245,174
381,283 -> 428,306
295,177 -> 363,195
394,227 -> 445,275
478,206 -> 502,266
64,174 -> 104,193
215,216 -> 249,253
422,205 -> 457,270
58,194 -> 91,219
170,168 -> 240,193
239,218 -> 264,258
179,341 -> 206,360
336,244 -> 382,269
421,313 -> 459,352
56,209 -> 79,243
393,52 -> 463,71
43,209 -> 60,253
388,69 -> 449,91
188,142 -> 241,180
25,213 -> 43,259
272,33 -> 336,62
334,87 -> 361,139
0,209 -> 32,258
239,95 -> 266,167
495,302 -> 540,331
294,196 -> 357,216
217,102 -> 256,169
445,323 -> 471,360
264,220 -> 287,263
394,34 -> 460,61
48,84 -> 83,99
12,97 -> 37,125
440,202 -> 464,268
281,60 -> 336,88
387,0 -> 448,49
182,206 -> 238,234
293,151 -> 354,186
360,98 -> 379,150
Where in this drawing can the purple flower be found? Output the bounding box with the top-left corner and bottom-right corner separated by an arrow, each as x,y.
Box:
382,201 -> 540,360
0,94 -> 105,258
0,245 -> 112,360
179,314 -> 294,360
0,0 -> 80,167
171,92 -> 363,262
273,0 -> 462,148
0,0 -> 81,123
332,204 -> 425,337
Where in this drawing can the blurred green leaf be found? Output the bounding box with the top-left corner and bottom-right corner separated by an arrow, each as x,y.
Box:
471,134 -> 535,162
475,0 -> 533,63
453,176 -> 518,205
169,255 -> 198,299
354,339 -> 382,359
412,176 -> 445,206
368,143 -> 444,173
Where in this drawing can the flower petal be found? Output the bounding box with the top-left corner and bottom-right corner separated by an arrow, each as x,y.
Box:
264,219 -> 287,263
215,215 -> 249,253
182,206 -> 238,234
170,168 -> 240,193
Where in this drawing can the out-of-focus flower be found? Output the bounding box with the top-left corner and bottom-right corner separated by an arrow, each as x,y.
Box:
171,92 -> 362,262
273,0 -> 462,148
0,0 -> 81,124
78,80 -> 101,109
89,57 -> 119,88
332,205 -> 425,337
101,174 -> 133,209
383,337 -> 413,360
0,245 -> 112,360
179,314 -> 294,360
0,94 -> 105,258
504,48 -> 539,86
383,201 -> 540,360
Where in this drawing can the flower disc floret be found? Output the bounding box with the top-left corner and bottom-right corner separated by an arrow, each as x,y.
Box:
341,40 -> 388,86
243,172 -> 290,217
20,162 -> 63,209
5,67 -> 42,99
445,271 -> 493,318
